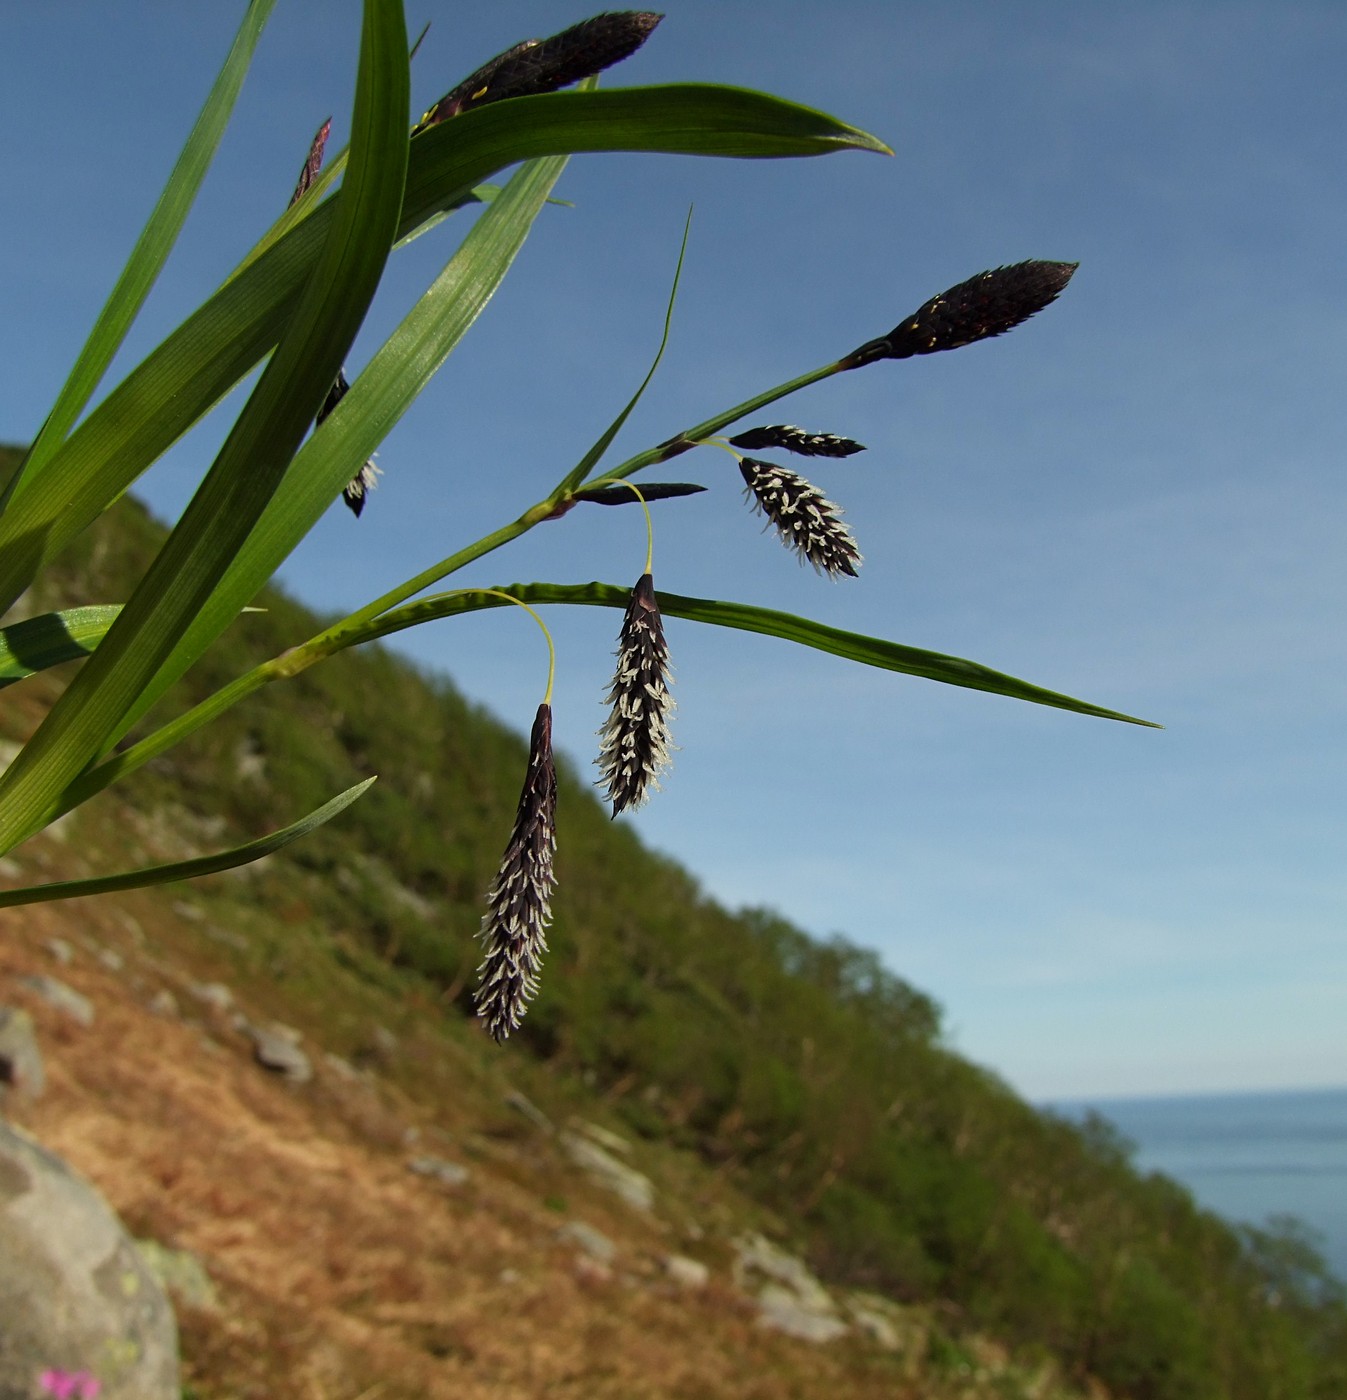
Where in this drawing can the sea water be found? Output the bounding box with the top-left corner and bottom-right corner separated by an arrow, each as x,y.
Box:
1050,1086 -> 1347,1284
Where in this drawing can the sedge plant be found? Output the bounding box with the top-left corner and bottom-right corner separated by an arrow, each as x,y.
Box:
0,6 -> 1156,1041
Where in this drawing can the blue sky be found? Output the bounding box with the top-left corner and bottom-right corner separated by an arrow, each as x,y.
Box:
2,2 -> 1345,1100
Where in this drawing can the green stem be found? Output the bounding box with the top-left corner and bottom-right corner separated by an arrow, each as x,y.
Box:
586,357 -> 844,483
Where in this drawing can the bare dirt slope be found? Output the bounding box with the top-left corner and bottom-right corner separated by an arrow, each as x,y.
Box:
3,873 -> 937,1400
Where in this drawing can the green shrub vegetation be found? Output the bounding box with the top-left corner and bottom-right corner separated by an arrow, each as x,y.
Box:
10,451 -> 1347,1398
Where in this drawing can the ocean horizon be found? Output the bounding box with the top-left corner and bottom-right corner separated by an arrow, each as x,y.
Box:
1045,1084 -> 1347,1285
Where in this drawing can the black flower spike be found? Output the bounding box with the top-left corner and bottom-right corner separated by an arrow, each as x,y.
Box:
739,457 -> 862,578
315,369 -> 380,518
288,117 -> 332,207
597,573 -> 675,817
474,703 -> 558,1043
728,425 -> 866,458
413,12 -> 663,134
572,481 -> 705,506
842,260 -> 1079,369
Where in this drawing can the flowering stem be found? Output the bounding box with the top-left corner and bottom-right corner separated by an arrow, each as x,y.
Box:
588,478 -> 654,573
588,358 -> 844,483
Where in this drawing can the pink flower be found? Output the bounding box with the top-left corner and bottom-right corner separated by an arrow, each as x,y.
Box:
39,1369 -> 102,1399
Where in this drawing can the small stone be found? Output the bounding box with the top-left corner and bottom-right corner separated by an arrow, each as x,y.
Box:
246,1024 -> 311,1083
557,1220 -> 617,1264
19,975 -> 94,1027
322,1052 -> 359,1080
188,982 -> 233,1013
755,1284 -> 849,1343
44,938 -> 74,965
96,948 -> 124,973
576,1120 -> 632,1155
504,1089 -> 554,1135
663,1254 -> 710,1289
407,1155 -> 469,1188
147,991 -> 179,1018
0,1008 -> 45,1098
560,1132 -> 654,1212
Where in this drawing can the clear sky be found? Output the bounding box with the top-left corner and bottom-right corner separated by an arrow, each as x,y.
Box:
3,2 -> 1345,1100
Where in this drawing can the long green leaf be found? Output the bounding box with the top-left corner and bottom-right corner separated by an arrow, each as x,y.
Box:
0,85 -> 887,616
119,155 -> 567,741
0,0 -> 410,853
7,0 -> 278,505
0,607 -> 122,687
0,778 -> 374,908
400,583 -> 1159,726
553,208 -> 692,497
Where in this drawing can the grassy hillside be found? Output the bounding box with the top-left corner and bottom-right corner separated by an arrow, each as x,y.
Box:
4,445 -> 1345,1398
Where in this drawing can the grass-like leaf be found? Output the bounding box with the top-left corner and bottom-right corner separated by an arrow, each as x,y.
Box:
553,206 -> 692,497
0,778 -> 374,908
408,584 -> 1159,727
5,0 -> 278,505
0,607 -> 122,688
118,155 -> 569,740
0,0 -> 410,853
0,85 -> 886,616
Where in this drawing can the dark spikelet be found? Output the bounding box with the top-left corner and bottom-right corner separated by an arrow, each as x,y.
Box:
289,117 -> 332,207
414,12 -> 663,133
315,369 -> 381,518
597,573 -> 675,817
728,425 -> 866,458
844,260 -> 1078,368
474,704 -> 558,1042
739,458 -> 861,578
572,481 -> 706,506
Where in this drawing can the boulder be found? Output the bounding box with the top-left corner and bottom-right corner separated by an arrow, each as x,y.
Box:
0,1121 -> 179,1399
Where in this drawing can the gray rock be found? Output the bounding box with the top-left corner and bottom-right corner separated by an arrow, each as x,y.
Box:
560,1132 -> 654,1213
146,990 -> 178,1019
322,1052 -> 360,1081
504,1089 -> 554,1135
246,1024 -> 312,1084
187,981 -> 233,1013
733,1231 -> 846,1344
406,1155 -> 469,1188
0,1121 -> 179,1398
755,1284 -> 850,1344
44,938 -> 74,965
557,1220 -> 617,1264
0,1007 -> 45,1099
134,1240 -> 220,1314
663,1254 -> 710,1289
96,949 -> 124,974
575,1120 -> 633,1155
19,975 -> 94,1027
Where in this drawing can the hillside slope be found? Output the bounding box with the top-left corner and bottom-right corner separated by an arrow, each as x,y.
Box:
2,460 -> 1344,1398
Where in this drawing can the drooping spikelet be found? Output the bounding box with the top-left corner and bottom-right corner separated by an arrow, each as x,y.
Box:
842,260 -> 1078,368
728,425 -> 865,458
289,117 -> 332,207
597,573 -> 675,816
315,369 -> 381,518
414,12 -> 663,133
739,458 -> 862,578
474,703 -> 558,1042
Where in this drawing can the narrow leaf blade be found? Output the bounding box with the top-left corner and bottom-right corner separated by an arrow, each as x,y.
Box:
0,607 -> 122,687
0,778 -> 374,908
9,0 -> 279,500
